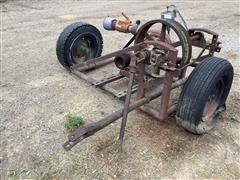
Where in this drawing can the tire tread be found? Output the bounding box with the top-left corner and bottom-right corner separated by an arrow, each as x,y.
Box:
176,57 -> 233,134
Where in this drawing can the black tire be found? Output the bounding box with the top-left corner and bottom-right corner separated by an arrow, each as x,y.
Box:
56,22 -> 103,69
176,57 -> 233,134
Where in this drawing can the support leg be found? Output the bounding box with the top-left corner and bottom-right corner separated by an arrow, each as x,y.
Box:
118,69 -> 135,151
136,63 -> 145,99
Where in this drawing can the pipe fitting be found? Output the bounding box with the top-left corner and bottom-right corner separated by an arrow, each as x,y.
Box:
114,53 -> 131,70
103,16 -> 116,30
103,13 -> 139,34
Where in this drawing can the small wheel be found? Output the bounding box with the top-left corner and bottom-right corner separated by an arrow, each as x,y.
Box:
56,22 -> 103,69
176,57 -> 233,134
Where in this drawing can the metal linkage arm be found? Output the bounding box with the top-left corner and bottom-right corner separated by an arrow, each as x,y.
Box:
62,78 -> 187,151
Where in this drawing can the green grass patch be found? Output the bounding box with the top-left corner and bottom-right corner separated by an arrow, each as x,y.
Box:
65,114 -> 85,132
229,114 -> 240,123
94,169 -> 103,179
8,169 -> 30,180
36,171 -> 50,180
99,110 -> 105,115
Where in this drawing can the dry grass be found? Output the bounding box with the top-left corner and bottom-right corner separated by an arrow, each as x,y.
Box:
1,0 -> 240,179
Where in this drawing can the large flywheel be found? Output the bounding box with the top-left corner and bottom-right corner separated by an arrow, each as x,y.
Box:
135,19 -> 192,77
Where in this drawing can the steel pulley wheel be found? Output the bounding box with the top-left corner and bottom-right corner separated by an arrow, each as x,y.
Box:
146,30 -> 172,44
135,19 -> 192,68
56,22 -> 103,69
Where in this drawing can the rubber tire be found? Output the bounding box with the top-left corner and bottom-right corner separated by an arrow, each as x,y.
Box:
56,22 -> 103,69
176,57 -> 233,134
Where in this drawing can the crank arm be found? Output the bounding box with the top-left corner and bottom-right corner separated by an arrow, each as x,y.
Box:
63,126 -> 95,151
63,134 -> 87,151
62,108 -> 125,151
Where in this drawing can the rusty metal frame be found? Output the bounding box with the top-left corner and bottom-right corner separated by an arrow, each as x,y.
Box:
62,20 -> 222,151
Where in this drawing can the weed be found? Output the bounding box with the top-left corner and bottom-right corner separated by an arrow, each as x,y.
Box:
8,169 -> 30,180
65,114 -> 85,132
36,171 -> 50,180
99,110 -> 105,115
229,114 -> 240,123
94,169 -> 103,179
8,169 -> 19,180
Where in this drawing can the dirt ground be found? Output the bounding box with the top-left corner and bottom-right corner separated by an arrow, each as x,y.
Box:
1,0 -> 240,179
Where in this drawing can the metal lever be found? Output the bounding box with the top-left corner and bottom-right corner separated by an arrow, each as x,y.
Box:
118,60 -> 136,152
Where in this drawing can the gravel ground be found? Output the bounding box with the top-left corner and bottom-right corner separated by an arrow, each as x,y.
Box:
0,0 -> 240,179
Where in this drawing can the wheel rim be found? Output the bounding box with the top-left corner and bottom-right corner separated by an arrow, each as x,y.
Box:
202,78 -> 225,121
70,36 -> 95,64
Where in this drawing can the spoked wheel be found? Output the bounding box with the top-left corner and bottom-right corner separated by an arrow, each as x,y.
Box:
176,57 -> 234,134
56,22 -> 103,69
135,19 -> 192,72
146,30 -> 172,44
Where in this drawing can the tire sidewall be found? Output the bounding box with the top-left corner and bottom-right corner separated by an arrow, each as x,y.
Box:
176,57 -> 234,134
63,27 -> 102,67
195,63 -> 233,128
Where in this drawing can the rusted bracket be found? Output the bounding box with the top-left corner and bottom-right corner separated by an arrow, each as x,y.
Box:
70,42 -> 147,71
115,84 -> 138,99
93,74 -> 124,87
188,28 -> 222,54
